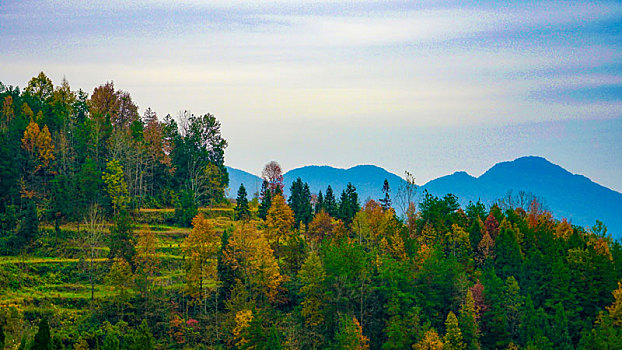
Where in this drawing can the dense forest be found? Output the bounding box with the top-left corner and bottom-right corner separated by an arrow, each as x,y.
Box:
0,73 -> 621,349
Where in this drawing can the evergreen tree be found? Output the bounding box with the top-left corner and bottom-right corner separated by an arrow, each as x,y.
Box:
379,178 -> 391,210
444,311 -> 465,350
217,225 -> 238,304
338,183 -> 360,227
324,185 -> 338,218
32,317 -> 51,350
258,180 -> 272,221
15,198 -> 38,251
0,323 -> 4,350
108,209 -> 135,263
174,189 -> 198,227
288,177 -> 311,229
547,303 -> 572,350
315,190 -> 324,215
127,320 -> 155,350
235,183 -> 251,221
459,289 -> 480,350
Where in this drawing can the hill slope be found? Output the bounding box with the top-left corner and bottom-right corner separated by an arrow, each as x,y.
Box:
226,166 -> 262,198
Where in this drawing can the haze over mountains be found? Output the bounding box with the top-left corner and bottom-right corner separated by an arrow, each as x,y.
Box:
227,156 -> 622,239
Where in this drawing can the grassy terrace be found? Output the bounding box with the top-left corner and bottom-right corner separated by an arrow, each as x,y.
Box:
0,207 -> 230,322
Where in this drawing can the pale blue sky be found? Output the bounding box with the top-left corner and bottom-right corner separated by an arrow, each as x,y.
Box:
1,0 -> 621,191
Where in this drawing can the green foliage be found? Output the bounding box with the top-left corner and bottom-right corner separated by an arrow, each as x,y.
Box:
32,317 -> 51,350
288,178 -> 313,229
174,190 -> 198,227
234,184 -> 251,221
108,210 -> 135,263
258,180 -> 272,221
102,159 -> 129,214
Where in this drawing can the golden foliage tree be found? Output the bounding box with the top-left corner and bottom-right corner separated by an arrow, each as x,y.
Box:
224,223 -> 284,303
413,328 -> 444,350
181,213 -> 221,312
266,194 -> 294,258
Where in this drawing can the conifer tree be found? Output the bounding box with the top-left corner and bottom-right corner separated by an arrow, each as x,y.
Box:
32,317 -> 51,350
324,185 -> 338,218
315,190 -> 324,215
379,178 -> 391,210
459,289 -> 480,350
235,183 -> 251,221
444,311 -> 465,350
258,180 -> 272,221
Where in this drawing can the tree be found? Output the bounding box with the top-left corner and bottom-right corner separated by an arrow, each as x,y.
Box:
261,161 -> 284,193
134,229 -> 160,318
80,204 -> 105,305
313,191 -> 326,215
288,178 -> 312,229
298,252 -> 327,328
395,171 -> 417,219
443,311 -> 465,350
102,159 -> 129,215
235,184 -> 251,221
458,289 -> 480,350
413,328 -> 444,350
334,315 -> 369,350
25,72 -> 54,102
257,180 -> 272,221
266,194 -> 294,259
379,179 -> 391,210
32,317 -> 51,350
108,209 -> 135,263
173,112 -> 228,205
307,210 -> 334,247
106,258 -> 134,318
224,223 -> 284,303
324,185 -> 338,218
339,183 -> 360,227
0,322 -> 4,350
182,213 -> 221,314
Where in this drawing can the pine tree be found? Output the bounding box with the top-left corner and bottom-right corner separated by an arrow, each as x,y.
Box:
258,180 -> 272,220
459,289 -> 480,350
444,311 -> 466,350
315,190 -> 324,215
0,322 -> 4,350
32,317 -> 51,350
324,185 -> 338,218
379,179 -> 391,210
235,184 -> 251,221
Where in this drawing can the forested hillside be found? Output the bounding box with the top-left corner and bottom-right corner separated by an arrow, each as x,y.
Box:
1,73 -> 621,350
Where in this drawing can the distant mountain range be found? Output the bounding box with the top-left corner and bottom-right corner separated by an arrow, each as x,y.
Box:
226,156 -> 622,238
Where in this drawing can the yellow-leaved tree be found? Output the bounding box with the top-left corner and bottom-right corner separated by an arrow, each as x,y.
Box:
266,194 -> 294,258
181,213 -> 221,314
224,223 -> 284,304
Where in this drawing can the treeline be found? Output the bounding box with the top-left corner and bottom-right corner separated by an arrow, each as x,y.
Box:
0,73 -> 228,253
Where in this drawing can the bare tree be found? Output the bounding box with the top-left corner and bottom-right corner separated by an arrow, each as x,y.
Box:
395,171 -> 418,218
80,204 -> 105,306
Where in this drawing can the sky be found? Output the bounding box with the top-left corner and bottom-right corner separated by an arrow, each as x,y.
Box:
1,0 -> 621,191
